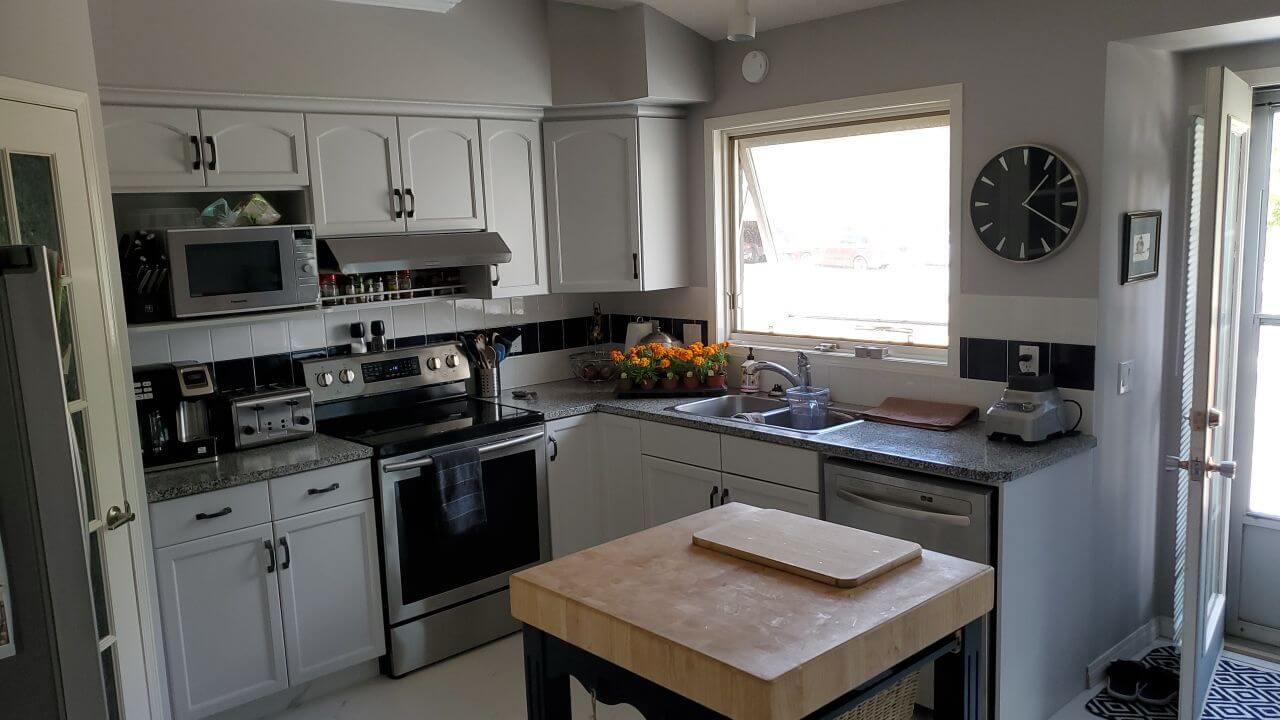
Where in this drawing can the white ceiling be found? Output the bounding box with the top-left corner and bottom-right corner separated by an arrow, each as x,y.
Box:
561,0 -> 910,40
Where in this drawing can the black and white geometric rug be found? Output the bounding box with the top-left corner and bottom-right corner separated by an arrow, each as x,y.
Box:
1086,645 -> 1280,719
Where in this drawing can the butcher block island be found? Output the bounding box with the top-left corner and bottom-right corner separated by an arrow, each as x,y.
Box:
510,503 -> 994,720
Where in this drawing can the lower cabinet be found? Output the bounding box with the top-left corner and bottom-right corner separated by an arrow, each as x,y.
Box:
720,472 -> 820,519
641,455 -> 721,527
546,415 -> 604,557
597,414 -> 645,540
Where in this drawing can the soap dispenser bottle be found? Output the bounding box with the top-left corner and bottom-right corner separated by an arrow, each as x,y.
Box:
740,347 -> 760,393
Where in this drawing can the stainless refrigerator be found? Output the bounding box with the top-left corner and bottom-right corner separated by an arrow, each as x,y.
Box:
0,245 -> 108,719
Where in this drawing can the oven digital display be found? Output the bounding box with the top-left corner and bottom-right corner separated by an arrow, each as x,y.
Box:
362,357 -> 422,384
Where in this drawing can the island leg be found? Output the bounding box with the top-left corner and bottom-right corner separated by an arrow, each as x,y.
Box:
523,625 -> 572,720
933,617 -> 983,720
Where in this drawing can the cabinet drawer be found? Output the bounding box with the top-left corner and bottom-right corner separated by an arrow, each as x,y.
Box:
150,481 -> 272,548
721,473 -> 819,519
268,461 -> 373,520
720,435 -> 819,492
640,420 -> 720,469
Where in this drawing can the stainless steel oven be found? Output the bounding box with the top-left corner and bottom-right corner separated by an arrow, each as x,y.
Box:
165,224 -> 319,317
377,425 -> 550,676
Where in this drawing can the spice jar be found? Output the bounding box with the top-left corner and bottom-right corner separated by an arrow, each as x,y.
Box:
319,274 -> 338,306
398,270 -> 413,298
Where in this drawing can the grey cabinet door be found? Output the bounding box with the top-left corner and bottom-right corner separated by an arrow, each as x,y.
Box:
598,414 -> 645,539
102,105 -> 204,189
641,455 -> 720,528
154,523 -> 288,720
546,415 -> 603,557
481,118 -> 548,297
543,119 -> 642,293
399,116 -> 486,232
201,110 -> 308,188
273,499 -> 384,684
306,113 -> 404,236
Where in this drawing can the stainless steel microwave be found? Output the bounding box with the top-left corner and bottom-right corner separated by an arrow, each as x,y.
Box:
165,225 -> 320,318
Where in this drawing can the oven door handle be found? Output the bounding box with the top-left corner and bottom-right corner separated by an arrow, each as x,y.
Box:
382,430 -> 546,473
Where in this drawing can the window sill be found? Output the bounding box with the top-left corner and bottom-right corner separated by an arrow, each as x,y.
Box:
726,338 -> 953,377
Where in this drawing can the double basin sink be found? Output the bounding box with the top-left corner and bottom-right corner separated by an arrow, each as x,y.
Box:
669,394 -> 861,435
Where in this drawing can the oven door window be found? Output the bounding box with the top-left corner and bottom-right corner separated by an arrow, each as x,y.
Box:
395,448 -> 540,605
185,240 -> 284,297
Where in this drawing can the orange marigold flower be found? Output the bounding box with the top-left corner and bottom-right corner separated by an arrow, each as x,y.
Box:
693,356 -> 705,366
610,350 -> 624,361
660,358 -> 671,368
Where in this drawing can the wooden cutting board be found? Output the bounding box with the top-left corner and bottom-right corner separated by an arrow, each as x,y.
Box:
692,507 -> 922,587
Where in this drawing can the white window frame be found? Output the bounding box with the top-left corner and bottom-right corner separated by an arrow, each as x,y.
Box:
705,84 -> 963,372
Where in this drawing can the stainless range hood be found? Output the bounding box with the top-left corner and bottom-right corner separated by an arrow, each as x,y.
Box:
318,231 -> 511,274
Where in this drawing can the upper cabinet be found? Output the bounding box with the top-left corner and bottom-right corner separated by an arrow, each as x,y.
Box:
543,116 -> 689,293
399,117 -> 485,232
103,106 -> 309,190
481,119 -> 549,297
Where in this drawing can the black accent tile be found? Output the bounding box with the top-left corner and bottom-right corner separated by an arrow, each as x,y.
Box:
1007,340 -> 1051,378
962,337 -> 1009,382
213,358 -> 254,393
538,320 -> 564,353
959,337 -> 970,378
327,344 -> 351,357
697,320 -> 709,345
513,323 -> 540,355
1050,343 -> 1096,391
254,353 -> 294,388
655,317 -> 674,335
563,316 -> 590,348
609,313 -> 630,345
396,334 -> 427,348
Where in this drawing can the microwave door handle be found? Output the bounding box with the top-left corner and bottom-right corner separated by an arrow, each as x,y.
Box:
382,430 -> 546,473
834,487 -> 972,527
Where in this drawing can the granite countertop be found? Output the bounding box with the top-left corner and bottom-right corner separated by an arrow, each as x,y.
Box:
145,434 -> 373,503
500,380 -> 1097,485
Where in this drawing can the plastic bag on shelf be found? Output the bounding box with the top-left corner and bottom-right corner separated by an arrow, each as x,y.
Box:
234,193 -> 282,226
200,198 -> 239,227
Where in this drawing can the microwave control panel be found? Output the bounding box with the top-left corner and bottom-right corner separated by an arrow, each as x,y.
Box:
293,226 -> 319,302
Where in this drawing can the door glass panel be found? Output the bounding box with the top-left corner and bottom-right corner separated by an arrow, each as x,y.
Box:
10,153 -> 63,257
88,530 -> 111,640
100,644 -> 121,720
0,152 -> 11,244
72,410 -> 96,522
1249,325 -> 1280,517
1261,109 -> 1280,315
54,280 -> 81,402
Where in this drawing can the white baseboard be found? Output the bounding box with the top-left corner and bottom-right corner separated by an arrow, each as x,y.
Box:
1086,618 -> 1161,687
1156,615 -> 1176,642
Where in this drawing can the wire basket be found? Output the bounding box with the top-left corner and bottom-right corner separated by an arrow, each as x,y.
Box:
833,672 -> 919,720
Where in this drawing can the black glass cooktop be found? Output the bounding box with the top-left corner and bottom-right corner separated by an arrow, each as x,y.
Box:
317,395 -> 543,458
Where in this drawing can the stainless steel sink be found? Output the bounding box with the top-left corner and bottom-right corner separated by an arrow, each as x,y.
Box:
669,394 -> 861,434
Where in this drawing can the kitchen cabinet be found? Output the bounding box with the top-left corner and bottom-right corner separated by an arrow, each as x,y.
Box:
546,415 -> 605,557
543,116 -> 689,293
399,117 -> 485,232
597,414 -> 645,540
641,455 -> 720,528
306,114 -> 405,237
274,499 -> 383,684
103,105 -> 308,190
720,472 -> 819,519
154,523 -> 289,720
481,119 -> 549,297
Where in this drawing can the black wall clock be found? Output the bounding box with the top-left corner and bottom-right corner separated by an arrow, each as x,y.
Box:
969,144 -> 1085,262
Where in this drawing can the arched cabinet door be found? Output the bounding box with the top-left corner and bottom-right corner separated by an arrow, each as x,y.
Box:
481,119 -> 548,297
399,117 -> 486,232
306,114 -> 404,236
202,110 -> 309,188
103,105 -> 205,189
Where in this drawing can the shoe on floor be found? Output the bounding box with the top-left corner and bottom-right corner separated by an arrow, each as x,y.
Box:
1106,660 -> 1146,701
1136,667 -> 1178,707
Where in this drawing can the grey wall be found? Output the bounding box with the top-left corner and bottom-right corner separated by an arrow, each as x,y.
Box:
87,0 -> 552,106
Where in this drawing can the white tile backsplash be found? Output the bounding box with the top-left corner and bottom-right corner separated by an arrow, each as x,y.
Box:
324,309 -> 360,347
128,330 -> 171,365
483,298 -> 512,327
250,321 -> 290,356
425,299 -> 456,335
210,325 -> 253,361
455,299 -> 485,332
169,327 -> 214,363
391,303 -> 426,339
509,297 -> 527,321
289,313 -> 327,351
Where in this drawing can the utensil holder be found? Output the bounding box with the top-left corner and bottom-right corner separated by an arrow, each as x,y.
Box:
472,367 -> 500,398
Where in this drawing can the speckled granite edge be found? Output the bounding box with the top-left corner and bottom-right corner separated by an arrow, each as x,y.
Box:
145,434 -> 373,503
502,380 -> 1097,486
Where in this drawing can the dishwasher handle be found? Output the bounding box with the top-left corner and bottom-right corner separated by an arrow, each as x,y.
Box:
382,430 -> 546,473
834,487 -> 972,527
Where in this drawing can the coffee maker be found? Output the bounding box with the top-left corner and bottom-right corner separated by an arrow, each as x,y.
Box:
133,362 -> 218,469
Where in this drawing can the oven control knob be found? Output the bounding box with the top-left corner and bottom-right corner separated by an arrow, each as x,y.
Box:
445,354 -> 460,368
316,371 -> 334,387
426,357 -> 442,371
338,368 -> 357,384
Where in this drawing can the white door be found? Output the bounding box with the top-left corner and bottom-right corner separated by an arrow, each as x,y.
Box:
200,110 -> 308,188
481,118 -> 549,297
102,105 -> 204,189
597,414 -> 645,540
154,524 -> 288,720
720,473 -> 819,518
274,500 -> 384,685
2,95 -> 150,718
546,415 -> 603,557
641,455 -> 720,528
544,119 -> 642,293
306,114 -> 404,236
399,116 -> 485,232
1171,66 -> 1252,720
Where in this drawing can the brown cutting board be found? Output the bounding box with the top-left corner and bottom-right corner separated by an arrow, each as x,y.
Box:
692,508 -> 922,587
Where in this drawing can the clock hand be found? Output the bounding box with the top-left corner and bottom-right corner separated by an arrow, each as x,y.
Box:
1022,175 -> 1048,206
1023,203 -> 1072,234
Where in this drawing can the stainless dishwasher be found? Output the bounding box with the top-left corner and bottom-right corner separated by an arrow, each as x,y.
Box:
822,458 -> 993,718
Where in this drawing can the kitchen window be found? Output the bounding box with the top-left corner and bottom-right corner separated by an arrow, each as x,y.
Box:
717,88 -> 959,360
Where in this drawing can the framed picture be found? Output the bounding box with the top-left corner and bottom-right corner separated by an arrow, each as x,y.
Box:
1122,210 -> 1161,284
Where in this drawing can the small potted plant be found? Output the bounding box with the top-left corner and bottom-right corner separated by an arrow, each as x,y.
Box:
704,342 -> 731,388
610,349 -> 633,391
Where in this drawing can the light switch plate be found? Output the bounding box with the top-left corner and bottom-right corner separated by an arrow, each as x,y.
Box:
1017,344 -> 1041,375
1118,360 -> 1134,395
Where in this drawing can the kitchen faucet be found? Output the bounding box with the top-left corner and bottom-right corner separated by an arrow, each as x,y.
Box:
741,352 -> 812,389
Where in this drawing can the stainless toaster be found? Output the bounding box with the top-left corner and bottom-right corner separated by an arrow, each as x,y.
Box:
224,386 -> 315,450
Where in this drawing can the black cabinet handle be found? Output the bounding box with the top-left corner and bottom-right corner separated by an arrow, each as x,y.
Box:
195,506 -> 232,521
405,188 -> 416,218
307,482 -> 340,496
709,487 -> 718,508
548,437 -> 559,462
189,135 -> 202,170
721,488 -> 730,505
279,537 -> 291,570
393,188 -> 403,219
204,136 -> 217,171
632,252 -> 639,280
264,540 -> 276,574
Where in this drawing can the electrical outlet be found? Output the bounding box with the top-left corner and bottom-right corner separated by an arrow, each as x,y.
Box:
1118,360 -> 1134,395
1017,344 -> 1041,375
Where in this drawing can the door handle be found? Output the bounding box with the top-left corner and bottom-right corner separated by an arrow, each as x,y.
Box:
105,502 -> 136,531
307,482 -> 340,495
835,487 -> 972,527
709,487 -> 718,508
632,252 -> 639,280
1166,456 -> 1237,478
264,540 -> 276,574
195,506 -> 232,521
279,536 -> 291,570
393,188 -> 403,219
405,188 -> 416,218
721,488 -> 730,505
189,135 -> 202,170
548,436 -> 559,462
382,430 -> 546,472
204,136 -> 217,171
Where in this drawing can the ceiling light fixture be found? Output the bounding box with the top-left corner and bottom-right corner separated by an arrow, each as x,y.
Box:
727,0 -> 756,42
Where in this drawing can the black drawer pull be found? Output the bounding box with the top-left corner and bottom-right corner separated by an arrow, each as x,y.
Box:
264,540 -> 276,574
204,135 -> 217,171
195,506 -> 232,520
279,536 -> 291,570
189,135 -> 202,170
307,483 -> 340,496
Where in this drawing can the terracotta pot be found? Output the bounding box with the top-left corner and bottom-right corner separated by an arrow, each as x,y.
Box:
617,378 -> 633,392
681,375 -> 701,390
705,374 -> 727,388
639,378 -> 658,391
659,377 -> 679,390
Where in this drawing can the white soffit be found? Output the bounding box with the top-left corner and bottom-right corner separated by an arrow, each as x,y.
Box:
560,0 -> 909,40
327,0 -> 462,12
